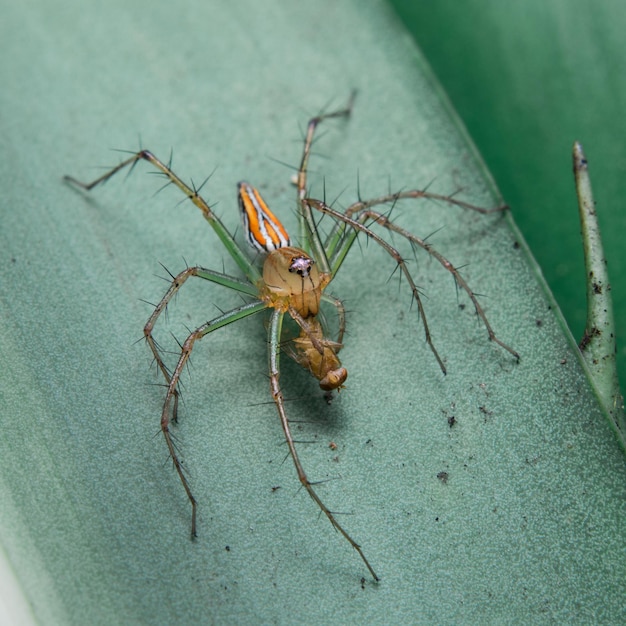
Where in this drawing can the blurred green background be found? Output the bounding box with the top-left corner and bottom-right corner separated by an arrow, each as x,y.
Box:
391,0 -> 626,394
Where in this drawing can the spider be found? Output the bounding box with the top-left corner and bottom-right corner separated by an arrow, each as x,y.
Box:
64,93 -> 518,582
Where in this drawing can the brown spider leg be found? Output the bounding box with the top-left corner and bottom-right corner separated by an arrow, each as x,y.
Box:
324,190 -> 509,262
143,267 -> 201,420
294,92 -> 356,269
296,91 -> 357,202
344,190 -> 509,219
157,301 -> 266,538
308,198 -> 519,368
64,150 -> 260,282
353,209 -> 519,360
304,199 -> 447,375
268,309 -> 379,581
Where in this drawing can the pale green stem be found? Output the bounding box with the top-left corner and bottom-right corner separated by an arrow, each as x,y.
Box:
573,141 -> 626,441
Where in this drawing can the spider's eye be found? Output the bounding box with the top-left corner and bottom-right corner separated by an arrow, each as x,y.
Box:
289,255 -> 314,277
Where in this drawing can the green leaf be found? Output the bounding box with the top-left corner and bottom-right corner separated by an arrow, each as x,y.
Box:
391,0 -> 626,397
1,0 -> 625,623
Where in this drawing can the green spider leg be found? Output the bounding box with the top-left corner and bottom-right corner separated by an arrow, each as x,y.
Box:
64,150 -> 261,284
143,265 -> 260,419
157,298 -> 267,537
267,309 -> 379,581
138,263 -> 266,539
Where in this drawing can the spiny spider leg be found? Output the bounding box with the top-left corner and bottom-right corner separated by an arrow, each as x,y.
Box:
304,198 -> 445,372
268,309 -> 379,581
345,190 -> 509,217
350,208 -> 519,360
159,301 -> 266,537
295,91 -> 356,266
338,196 -> 518,360
296,91 -> 357,202
324,190 -> 508,262
64,151 -> 261,284
306,198 -> 519,372
143,265 -> 260,417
